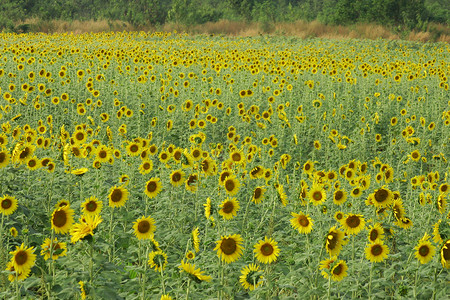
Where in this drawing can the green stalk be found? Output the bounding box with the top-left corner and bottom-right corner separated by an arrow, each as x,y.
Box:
108,207 -> 115,262
368,262 -> 373,300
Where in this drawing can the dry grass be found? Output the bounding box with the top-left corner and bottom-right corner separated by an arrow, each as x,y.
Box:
13,18 -> 449,42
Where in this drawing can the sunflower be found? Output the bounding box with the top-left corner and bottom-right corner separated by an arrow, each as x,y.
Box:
133,216 -> 156,240
0,150 -> 10,168
179,260 -> 212,283
126,142 -> 141,156
239,263 -> 263,291
203,198 -> 212,219
81,197 -> 102,216
276,184 -> 288,206
223,176 -> 240,196
369,187 -> 394,208
186,251 -> 195,260
251,186 -> 266,204
148,250 -> 168,272
95,145 -> 112,163
249,166 -> 265,179
0,195 -> 18,215
10,227 -> 18,237
367,223 -> 384,242
219,197 -> 240,220
254,236 -> 280,264
414,233 -> 436,264
290,211 -> 313,234
395,217 -> 413,229
70,214 -> 103,243
144,177 -> 162,199
71,167 -> 88,176
365,241 -> 389,263
321,257 -> 348,282
139,160 -> 153,175
40,238 -> 67,261
170,169 -> 185,187
26,157 -> 41,170
303,161 -> 314,174
51,206 -> 74,234
192,227 -> 200,252
219,170 -> 233,185
325,226 -> 345,257
309,184 -> 326,205
341,213 -> 365,235
185,173 -> 199,192
108,185 -> 129,208
214,234 -> 244,263
441,240 -> 450,268
9,243 -> 36,275
55,199 -> 70,209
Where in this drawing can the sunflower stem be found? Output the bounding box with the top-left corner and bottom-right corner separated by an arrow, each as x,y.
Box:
327,274 -> 331,300
240,198 -> 251,232
314,243 -> 324,290
368,262 -> 373,300
89,240 -> 94,284
413,259 -> 420,298
15,272 -> 20,300
108,207 -> 115,262
186,278 -> 191,300
160,262 -> 166,295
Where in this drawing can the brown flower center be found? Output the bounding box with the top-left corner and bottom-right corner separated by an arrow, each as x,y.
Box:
371,244 -> 383,256
418,245 -> 430,257
299,215 -> 309,227
86,201 -> 97,212
260,243 -> 274,256
172,172 -> 181,182
374,189 -> 388,203
253,188 -> 262,199
130,144 -> 139,153
369,230 -> 378,241
110,189 -> 123,202
138,220 -> 150,233
147,181 -> 157,193
346,215 -> 361,228
312,191 -> 322,201
222,201 -> 234,214
53,210 -> 67,227
220,238 -> 237,255
225,179 -> 235,192
1,198 -> 12,209
15,250 -> 28,266
332,264 -> 343,275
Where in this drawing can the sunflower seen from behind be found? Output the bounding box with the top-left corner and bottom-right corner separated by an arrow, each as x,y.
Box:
214,234 -> 244,263
253,236 -> 280,264
179,260 -> 212,283
40,238 -> 67,261
133,215 -> 156,240
148,250 -> 168,272
70,214 -> 103,243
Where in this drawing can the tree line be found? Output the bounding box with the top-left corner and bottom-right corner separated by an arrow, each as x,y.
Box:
1,0 -> 449,31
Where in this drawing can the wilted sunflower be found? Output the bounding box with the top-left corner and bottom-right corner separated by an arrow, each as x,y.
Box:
441,240 -> 450,268
148,250 -> 168,272
325,226 -> 345,257
108,185 -> 129,208
51,206 -> 74,234
219,197 -> 240,220
365,241 -> 389,263
9,243 -> 36,275
70,214 -> 103,243
309,184 -> 326,205
133,216 -> 156,240
251,186 -> 266,204
414,233 -> 436,264
0,195 -> 18,215
40,238 -> 67,261
254,236 -> 280,264
239,263 -> 263,291
169,169 -> 185,187
214,234 -> 244,263
223,176 -> 240,196
290,211 -> 313,234
367,223 -> 385,242
179,260 -> 212,283
144,177 -> 162,199
341,213 -> 365,235
81,197 -> 102,216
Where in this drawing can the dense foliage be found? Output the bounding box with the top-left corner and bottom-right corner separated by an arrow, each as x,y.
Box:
0,0 -> 449,31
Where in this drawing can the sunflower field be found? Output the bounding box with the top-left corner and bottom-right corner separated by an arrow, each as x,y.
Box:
0,31 -> 449,299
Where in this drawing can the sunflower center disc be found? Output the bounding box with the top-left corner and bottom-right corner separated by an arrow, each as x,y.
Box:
147,182 -> 157,192
261,243 -> 274,256
254,188 -> 261,199
15,251 -> 28,265
419,245 -> 429,256
371,244 -> 383,256
332,264 -> 342,275
1,199 -> 12,209
313,191 -> 322,201
222,201 -> 234,214
299,216 -> 309,227
138,221 -> 150,233
225,180 -> 235,192
346,216 -> 360,228
369,230 -> 378,241
374,189 -> 388,203
86,202 -> 97,212
172,173 -> 181,182
53,210 -> 68,227
220,238 -> 237,255
111,189 -> 123,202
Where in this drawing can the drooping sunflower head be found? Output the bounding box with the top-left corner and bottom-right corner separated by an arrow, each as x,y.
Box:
325,226 -> 344,257
239,263 -> 263,291
441,240 -> 450,268
148,250 -> 168,272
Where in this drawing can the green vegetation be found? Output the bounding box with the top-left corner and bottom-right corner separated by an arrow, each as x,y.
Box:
0,0 -> 449,32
